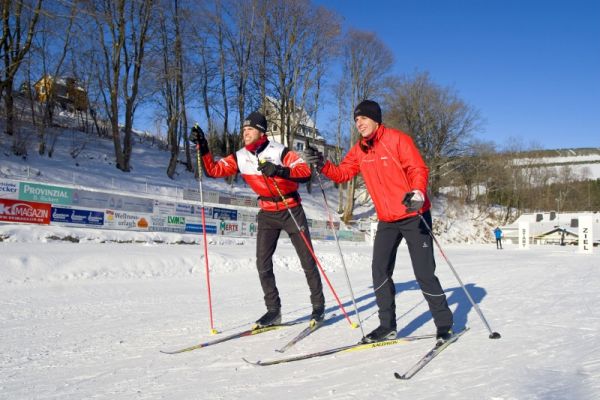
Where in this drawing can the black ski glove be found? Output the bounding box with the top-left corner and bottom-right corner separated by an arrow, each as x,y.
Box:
402,190 -> 425,213
302,146 -> 325,171
189,124 -> 210,156
257,161 -> 290,178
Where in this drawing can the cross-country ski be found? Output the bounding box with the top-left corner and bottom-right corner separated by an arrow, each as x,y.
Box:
394,327 -> 470,379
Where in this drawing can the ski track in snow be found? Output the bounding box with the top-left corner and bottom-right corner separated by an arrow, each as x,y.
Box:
1,230 -> 600,399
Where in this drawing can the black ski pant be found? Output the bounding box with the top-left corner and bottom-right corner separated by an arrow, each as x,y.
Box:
371,210 -> 453,331
255,205 -> 325,312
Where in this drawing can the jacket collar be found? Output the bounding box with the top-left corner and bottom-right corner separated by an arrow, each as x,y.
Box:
245,134 -> 269,154
359,124 -> 384,152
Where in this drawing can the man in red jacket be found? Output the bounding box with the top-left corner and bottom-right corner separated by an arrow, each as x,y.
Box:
306,100 -> 453,343
190,111 -> 325,328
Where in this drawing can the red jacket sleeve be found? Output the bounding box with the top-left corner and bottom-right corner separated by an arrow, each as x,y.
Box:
321,143 -> 362,183
282,150 -> 311,182
201,153 -> 238,178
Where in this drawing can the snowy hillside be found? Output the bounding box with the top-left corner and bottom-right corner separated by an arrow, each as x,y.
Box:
0,121 -> 501,244
513,148 -> 600,180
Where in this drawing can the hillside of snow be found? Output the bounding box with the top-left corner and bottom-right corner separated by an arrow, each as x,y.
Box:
0,121 -> 502,244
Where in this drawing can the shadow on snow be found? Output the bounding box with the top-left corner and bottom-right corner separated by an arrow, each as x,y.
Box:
321,280 -> 486,337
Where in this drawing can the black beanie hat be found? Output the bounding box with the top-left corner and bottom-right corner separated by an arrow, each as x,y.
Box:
353,100 -> 382,124
243,111 -> 267,133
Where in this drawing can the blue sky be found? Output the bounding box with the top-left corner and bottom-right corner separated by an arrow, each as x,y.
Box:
316,0 -> 600,150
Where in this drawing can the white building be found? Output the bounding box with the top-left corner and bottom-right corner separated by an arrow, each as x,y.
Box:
501,211 -> 599,245
263,97 -> 337,159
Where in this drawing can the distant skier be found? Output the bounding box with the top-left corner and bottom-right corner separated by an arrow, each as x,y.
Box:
304,100 -> 453,343
494,227 -> 503,249
189,112 -> 325,328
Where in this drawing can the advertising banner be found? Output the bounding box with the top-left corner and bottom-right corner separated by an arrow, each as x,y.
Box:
19,182 -> 72,205
229,195 -> 258,207
104,210 -> 150,230
167,215 -> 186,232
0,198 -> 51,224
183,188 -> 220,204
212,207 -> 237,221
0,180 -> 18,199
175,202 -> 195,215
192,205 -> 212,217
217,220 -> 241,236
153,200 -> 176,215
73,190 -> 153,213
185,223 -> 217,234
51,207 -> 104,226
237,210 -> 258,222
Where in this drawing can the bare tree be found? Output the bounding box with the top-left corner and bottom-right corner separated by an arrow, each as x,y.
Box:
33,1 -> 78,156
332,79 -> 350,213
149,0 -> 193,179
187,15 -> 220,166
385,72 -> 482,195
120,0 -> 154,171
447,139 -> 497,205
86,0 -> 153,172
189,0 -> 233,162
264,0 -> 340,149
1,0 -> 43,152
339,29 -> 393,222
215,0 -> 258,156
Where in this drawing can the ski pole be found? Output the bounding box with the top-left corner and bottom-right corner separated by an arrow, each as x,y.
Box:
380,141 -> 501,339
416,214 -> 501,339
313,169 -> 365,337
262,167 -> 358,329
194,124 -> 218,335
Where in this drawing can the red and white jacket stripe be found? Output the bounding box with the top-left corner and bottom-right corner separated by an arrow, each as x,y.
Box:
201,140 -> 310,212
321,124 -> 431,222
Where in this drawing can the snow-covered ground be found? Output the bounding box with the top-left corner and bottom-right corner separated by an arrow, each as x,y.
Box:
2,122 -> 599,399
1,225 -> 599,400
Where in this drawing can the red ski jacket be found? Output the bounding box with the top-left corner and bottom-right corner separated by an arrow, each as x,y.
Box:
321,124 -> 431,222
201,140 -> 311,212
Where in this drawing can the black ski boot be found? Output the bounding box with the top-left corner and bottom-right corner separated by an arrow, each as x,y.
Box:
436,326 -> 453,344
254,309 -> 282,328
362,325 -> 397,343
310,305 -> 325,326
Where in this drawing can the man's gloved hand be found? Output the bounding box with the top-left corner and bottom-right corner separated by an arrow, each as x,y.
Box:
257,161 -> 290,178
302,146 -> 325,171
189,124 -> 210,155
402,190 -> 425,213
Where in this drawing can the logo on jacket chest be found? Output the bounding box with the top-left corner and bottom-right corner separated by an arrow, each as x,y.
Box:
363,155 -> 389,167
258,155 -> 277,164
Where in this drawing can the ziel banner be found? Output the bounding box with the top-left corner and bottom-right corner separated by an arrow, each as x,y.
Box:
578,215 -> 593,254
